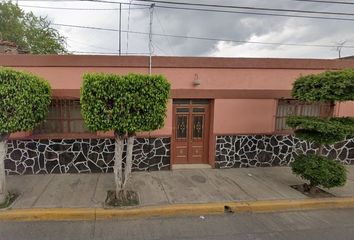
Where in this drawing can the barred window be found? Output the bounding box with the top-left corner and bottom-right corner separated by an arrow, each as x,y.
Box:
275,99 -> 333,133
34,99 -> 88,134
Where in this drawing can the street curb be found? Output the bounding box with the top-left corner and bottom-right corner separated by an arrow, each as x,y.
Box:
2,197 -> 354,221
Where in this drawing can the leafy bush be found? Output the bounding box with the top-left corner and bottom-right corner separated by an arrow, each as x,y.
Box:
0,67 -> 51,135
80,72 -> 170,198
291,155 -> 347,189
80,73 -> 170,134
286,116 -> 353,144
292,69 -> 354,102
0,67 -> 51,204
288,69 -> 354,192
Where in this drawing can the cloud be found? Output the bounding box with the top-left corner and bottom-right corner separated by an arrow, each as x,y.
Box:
16,0 -> 354,58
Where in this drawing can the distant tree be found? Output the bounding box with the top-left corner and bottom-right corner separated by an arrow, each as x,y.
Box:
0,1 -> 66,54
287,69 -> 354,193
0,68 -> 51,204
81,73 -> 170,201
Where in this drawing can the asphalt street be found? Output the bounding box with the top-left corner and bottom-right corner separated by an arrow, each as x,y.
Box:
2,209 -> 354,240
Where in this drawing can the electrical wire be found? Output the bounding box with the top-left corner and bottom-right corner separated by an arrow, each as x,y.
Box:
155,8 -> 176,55
69,50 -> 150,54
15,0 -> 354,22
126,0 -> 133,54
67,38 -> 119,51
51,22 -> 354,49
18,4 -> 148,11
113,0 -> 354,17
151,41 -> 169,55
294,0 -> 354,5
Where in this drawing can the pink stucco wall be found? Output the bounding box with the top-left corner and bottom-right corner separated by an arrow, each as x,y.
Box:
338,101 -> 354,117
1,56 -> 354,137
11,66 -> 354,137
17,67 -> 324,92
214,99 -> 277,134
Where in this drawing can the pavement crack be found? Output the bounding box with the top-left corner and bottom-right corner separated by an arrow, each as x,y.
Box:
90,174 -> 101,207
215,172 -> 257,201
199,169 -> 235,201
248,172 -> 298,199
153,173 -> 172,204
30,174 -> 55,207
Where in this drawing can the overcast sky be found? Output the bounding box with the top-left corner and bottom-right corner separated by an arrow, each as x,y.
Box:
14,0 -> 354,58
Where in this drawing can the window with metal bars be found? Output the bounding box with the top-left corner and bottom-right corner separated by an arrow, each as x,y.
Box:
275,99 -> 333,133
34,99 -> 88,134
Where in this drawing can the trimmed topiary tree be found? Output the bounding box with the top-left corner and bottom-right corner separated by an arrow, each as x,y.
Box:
0,68 -> 51,203
80,73 -> 170,201
291,155 -> 347,191
286,69 -> 354,193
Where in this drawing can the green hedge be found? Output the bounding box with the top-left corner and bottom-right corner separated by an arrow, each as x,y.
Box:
286,116 -> 354,144
291,154 -> 347,189
292,69 -> 354,102
80,73 -> 170,134
0,67 -> 51,135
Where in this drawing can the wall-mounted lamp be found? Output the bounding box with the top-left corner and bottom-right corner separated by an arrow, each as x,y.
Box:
193,73 -> 201,86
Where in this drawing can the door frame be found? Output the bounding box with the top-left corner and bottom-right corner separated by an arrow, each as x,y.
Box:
171,99 -> 215,167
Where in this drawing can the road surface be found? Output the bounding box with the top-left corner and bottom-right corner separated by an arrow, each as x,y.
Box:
1,209 -> 354,239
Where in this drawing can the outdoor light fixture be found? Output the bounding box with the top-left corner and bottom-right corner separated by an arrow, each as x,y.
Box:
193,73 -> 201,86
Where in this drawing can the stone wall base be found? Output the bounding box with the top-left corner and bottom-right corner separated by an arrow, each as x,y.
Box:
215,135 -> 354,168
5,138 -> 170,175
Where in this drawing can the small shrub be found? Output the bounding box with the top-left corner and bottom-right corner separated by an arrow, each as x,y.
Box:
80,72 -> 170,201
291,154 -> 347,189
292,69 -> 354,102
80,73 -> 170,133
0,67 -> 52,134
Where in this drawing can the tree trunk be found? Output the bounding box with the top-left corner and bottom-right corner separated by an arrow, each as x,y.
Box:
308,183 -> 317,195
317,144 -> 324,156
123,134 -> 135,190
0,139 -> 8,204
114,132 -> 124,199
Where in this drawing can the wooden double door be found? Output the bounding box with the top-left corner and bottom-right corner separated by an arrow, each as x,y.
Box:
172,99 -> 210,164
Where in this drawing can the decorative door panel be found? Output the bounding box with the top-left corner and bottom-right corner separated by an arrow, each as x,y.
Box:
175,114 -> 189,163
173,100 -> 210,164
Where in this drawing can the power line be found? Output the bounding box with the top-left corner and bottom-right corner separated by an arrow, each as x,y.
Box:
148,3 -> 155,74
18,4 -> 148,10
16,0 -> 354,22
126,0 -> 133,54
118,3 -> 122,55
155,5 -> 354,22
16,0 -> 149,4
51,22 -> 354,49
155,8 -> 176,55
69,50 -> 150,54
152,41 -> 169,55
294,0 -> 354,5
67,38 -> 118,51
135,0 -> 354,17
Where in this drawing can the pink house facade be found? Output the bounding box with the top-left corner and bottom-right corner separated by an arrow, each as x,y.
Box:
1,55 -> 354,174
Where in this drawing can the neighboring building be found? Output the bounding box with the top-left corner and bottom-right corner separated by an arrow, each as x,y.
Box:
0,40 -> 27,54
342,55 -> 354,59
0,55 -> 354,175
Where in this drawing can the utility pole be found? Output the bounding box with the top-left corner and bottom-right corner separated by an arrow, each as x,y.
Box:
118,3 -> 122,56
335,41 -> 346,59
148,3 -> 155,167
149,3 -> 155,75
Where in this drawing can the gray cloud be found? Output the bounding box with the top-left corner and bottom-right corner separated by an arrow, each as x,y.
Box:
17,0 -> 354,58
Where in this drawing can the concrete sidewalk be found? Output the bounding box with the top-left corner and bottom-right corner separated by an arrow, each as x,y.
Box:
6,165 -> 354,209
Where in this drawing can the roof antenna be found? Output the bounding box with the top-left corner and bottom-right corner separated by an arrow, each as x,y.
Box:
334,40 -> 346,59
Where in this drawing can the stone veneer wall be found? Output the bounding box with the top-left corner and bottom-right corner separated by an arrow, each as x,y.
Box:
215,135 -> 354,168
5,138 -> 170,175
